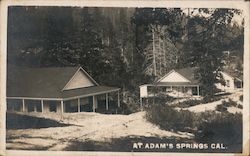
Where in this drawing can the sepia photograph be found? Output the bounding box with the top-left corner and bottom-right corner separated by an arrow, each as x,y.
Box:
1,1 -> 249,155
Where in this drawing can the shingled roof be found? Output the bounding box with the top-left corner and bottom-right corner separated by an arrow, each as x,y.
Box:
174,67 -> 200,84
7,66 -> 119,99
156,67 -> 200,86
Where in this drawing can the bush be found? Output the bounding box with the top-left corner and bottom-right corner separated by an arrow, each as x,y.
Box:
239,95 -> 243,102
175,97 -> 224,109
145,95 -> 175,107
120,102 -> 140,115
215,99 -> 238,112
120,92 -> 140,114
146,103 -> 196,132
223,99 -> 238,107
116,102 -> 135,115
175,99 -> 203,108
216,104 -> 227,112
203,95 -> 222,103
146,102 -> 242,148
216,99 -> 241,112
237,104 -> 243,109
195,112 -> 242,145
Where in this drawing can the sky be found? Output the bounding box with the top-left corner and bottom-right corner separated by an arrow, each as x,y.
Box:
182,8 -> 244,25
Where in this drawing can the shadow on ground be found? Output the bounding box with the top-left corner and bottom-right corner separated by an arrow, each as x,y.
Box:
6,112 -> 71,129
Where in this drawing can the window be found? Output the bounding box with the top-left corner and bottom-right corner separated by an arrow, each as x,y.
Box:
192,87 -> 198,96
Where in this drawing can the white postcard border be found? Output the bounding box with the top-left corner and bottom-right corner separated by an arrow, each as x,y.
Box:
0,0 -> 249,156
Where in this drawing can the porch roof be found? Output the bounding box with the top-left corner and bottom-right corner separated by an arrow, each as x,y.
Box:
141,82 -> 199,87
7,86 -> 120,100
156,82 -> 199,86
62,86 -> 120,100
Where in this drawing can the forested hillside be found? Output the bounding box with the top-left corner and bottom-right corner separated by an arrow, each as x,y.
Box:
8,7 -> 244,104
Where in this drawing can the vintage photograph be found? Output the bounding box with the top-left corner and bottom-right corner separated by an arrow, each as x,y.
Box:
6,6 -> 244,153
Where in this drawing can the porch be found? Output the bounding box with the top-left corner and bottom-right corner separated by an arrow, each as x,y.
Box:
7,86 -> 120,114
139,83 -> 200,107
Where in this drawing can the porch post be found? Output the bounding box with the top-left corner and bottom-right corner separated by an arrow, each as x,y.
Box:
106,93 -> 109,110
34,102 -> 37,112
118,90 -> 120,107
140,97 -> 142,108
60,100 -> 64,114
22,99 -> 25,112
197,86 -> 200,96
41,100 -> 44,113
78,98 -> 80,112
92,96 -> 96,112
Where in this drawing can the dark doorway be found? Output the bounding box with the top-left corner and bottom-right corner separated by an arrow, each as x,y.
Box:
192,87 -> 198,96
81,97 -> 93,112
49,102 -> 57,112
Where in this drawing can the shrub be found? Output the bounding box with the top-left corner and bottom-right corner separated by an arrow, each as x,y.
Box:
116,102 -> 136,115
226,99 -> 238,107
237,104 -> 243,109
195,112 -> 242,145
216,104 -> 227,112
121,101 -> 140,114
146,102 -> 243,148
239,95 -> 243,102
120,92 -> 140,114
174,97 -> 224,109
146,103 -> 196,132
145,95 -> 175,106
215,99 -> 239,112
175,99 -> 203,108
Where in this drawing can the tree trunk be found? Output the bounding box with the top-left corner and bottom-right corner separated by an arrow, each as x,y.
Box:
163,37 -> 166,73
158,35 -> 162,76
152,27 -> 157,77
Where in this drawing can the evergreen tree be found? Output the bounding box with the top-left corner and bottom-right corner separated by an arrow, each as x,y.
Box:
183,8 -> 243,100
132,8 -> 185,80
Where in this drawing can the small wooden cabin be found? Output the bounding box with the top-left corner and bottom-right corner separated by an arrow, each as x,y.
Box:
139,67 -> 201,106
215,71 -> 243,92
139,67 -> 242,107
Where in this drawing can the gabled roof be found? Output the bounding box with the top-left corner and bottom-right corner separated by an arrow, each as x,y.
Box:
175,67 -> 200,84
7,66 -> 118,99
157,70 -> 190,83
62,67 -> 99,90
141,67 -> 242,87
220,70 -> 243,81
157,67 -> 199,85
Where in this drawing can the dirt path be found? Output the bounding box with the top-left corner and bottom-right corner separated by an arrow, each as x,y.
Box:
7,111 -> 193,151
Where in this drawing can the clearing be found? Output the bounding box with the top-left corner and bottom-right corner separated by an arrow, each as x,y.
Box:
6,90 -> 242,151
7,111 -> 193,151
